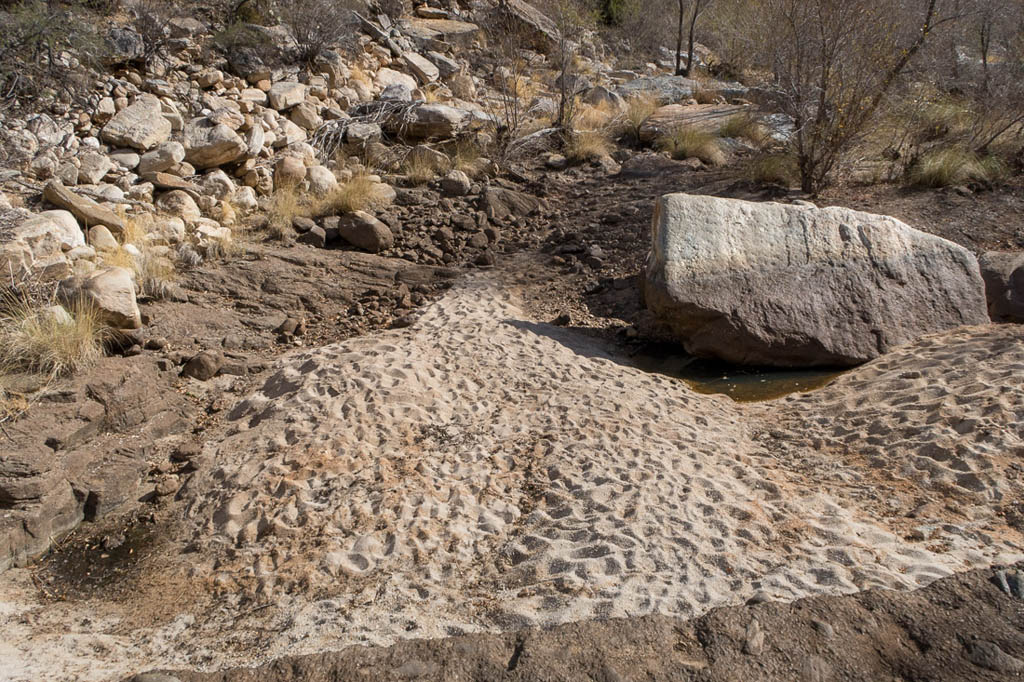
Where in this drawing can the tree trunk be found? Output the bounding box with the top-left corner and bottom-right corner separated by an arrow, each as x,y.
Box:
676,0 -> 686,75
684,0 -> 701,76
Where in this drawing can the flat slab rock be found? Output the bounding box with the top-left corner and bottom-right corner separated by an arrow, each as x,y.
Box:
644,194 -> 989,367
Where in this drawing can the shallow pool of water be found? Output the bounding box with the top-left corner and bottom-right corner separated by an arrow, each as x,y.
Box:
629,345 -> 846,402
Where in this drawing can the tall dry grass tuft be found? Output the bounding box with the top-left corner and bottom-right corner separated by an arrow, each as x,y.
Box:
106,209 -> 178,298
566,129 -> 613,161
449,138 -> 483,176
315,173 -> 379,215
401,153 -> 441,185
620,93 -> 659,143
745,153 -> 800,186
266,184 -> 308,239
0,287 -> 107,378
657,126 -> 726,165
908,147 -> 1007,188
718,113 -> 768,145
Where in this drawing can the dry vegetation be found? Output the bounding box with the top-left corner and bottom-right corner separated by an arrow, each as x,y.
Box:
401,152 -> 445,185
0,285 -> 107,380
319,173 -> 379,213
266,173 -> 381,238
621,93 -> 659,143
656,126 -> 726,165
101,211 -> 179,298
908,147 -> 1007,188
718,113 -> 767,145
745,152 -> 800,186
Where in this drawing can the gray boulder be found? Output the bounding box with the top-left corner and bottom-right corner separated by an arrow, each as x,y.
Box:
403,104 -> 470,140
100,94 -> 172,151
978,251 -> 1024,323
644,194 -> 989,367
337,211 -> 394,253
104,27 -> 145,64
267,81 -> 306,111
139,142 -> 186,175
183,117 -> 248,169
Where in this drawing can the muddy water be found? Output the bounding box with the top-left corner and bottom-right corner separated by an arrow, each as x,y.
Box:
629,344 -> 845,402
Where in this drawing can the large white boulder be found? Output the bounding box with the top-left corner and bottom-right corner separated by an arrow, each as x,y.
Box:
644,194 -> 989,367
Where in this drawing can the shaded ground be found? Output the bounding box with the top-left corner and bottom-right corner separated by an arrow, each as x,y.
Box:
150,562 -> 1024,682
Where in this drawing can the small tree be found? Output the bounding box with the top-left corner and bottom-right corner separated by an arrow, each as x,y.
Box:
280,0 -> 361,65
675,0 -> 715,76
0,1 -> 104,111
547,0 -> 590,130
748,0 -> 964,193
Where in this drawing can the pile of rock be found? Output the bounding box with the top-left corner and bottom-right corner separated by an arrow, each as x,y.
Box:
0,4 -> 502,334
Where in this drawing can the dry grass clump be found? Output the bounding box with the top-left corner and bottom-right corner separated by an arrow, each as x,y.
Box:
101,245 -> 137,272
0,287 -> 107,379
105,209 -> 178,298
745,153 -> 800,186
718,114 -> 768,145
566,129 -> 614,162
657,126 -> 726,165
620,93 -> 659,142
693,84 -> 723,105
136,251 -> 179,299
566,99 -> 619,162
910,99 -> 972,144
315,173 -> 380,215
447,138 -> 484,177
266,184 -> 309,239
575,100 -> 618,130
119,210 -> 150,245
908,147 -> 1007,188
401,153 -> 442,185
